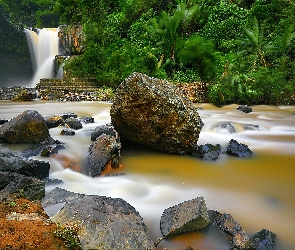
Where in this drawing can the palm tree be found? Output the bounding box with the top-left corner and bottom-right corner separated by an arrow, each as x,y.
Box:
239,17 -> 278,67
145,3 -> 199,77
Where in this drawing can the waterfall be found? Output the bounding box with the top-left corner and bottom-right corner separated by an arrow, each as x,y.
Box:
25,28 -> 60,87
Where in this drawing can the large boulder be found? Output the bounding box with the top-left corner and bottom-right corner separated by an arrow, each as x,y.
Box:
110,72 -> 203,154
0,110 -> 50,144
87,134 -> 121,177
160,197 -> 210,239
0,148 -> 50,180
51,195 -> 155,250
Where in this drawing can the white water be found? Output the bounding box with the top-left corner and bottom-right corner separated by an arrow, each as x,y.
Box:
25,28 -> 59,87
0,102 -> 295,249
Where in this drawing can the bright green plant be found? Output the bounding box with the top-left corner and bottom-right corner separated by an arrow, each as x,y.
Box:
95,86 -> 115,101
145,3 -> 199,77
8,201 -> 17,207
238,17 -> 279,67
54,223 -> 80,249
178,35 -> 217,82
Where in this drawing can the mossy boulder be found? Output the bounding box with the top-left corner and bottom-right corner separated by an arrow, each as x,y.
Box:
110,72 -> 203,154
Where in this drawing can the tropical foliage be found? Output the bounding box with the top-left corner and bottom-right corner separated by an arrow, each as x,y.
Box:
1,0 -> 294,105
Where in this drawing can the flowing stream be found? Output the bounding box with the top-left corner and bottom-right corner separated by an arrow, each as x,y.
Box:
0,101 -> 295,249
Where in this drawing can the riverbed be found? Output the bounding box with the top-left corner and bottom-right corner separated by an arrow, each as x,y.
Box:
0,100 -> 294,249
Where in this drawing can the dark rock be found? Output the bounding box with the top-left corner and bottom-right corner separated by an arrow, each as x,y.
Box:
79,116 -> 94,124
218,122 -> 236,134
110,72 -> 203,154
45,115 -> 63,128
20,144 -> 46,158
51,195 -> 155,250
90,124 -> 116,141
0,119 -> 8,125
193,143 -> 221,161
0,110 -> 50,144
40,147 -> 52,157
252,229 -> 276,250
0,148 -> 50,180
87,134 -> 121,177
212,211 -> 254,249
237,105 -> 252,113
51,144 -> 66,154
60,129 -> 75,136
40,144 -> 66,156
45,179 -> 64,186
160,197 -> 210,238
0,171 -> 45,201
226,139 -> 253,157
41,187 -> 84,208
64,117 -> 83,130
62,112 -> 78,119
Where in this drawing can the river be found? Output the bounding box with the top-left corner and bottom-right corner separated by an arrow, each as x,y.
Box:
0,100 -> 294,249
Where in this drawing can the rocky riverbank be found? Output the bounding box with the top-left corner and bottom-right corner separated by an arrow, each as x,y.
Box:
0,77 -> 207,103
0,73 -> 276,249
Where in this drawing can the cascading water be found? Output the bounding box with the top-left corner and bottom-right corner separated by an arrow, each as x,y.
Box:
24,28 -> 60,87
0,102 -> 295,249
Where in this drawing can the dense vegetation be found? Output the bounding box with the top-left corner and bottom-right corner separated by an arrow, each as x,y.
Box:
1,0 -> 295,105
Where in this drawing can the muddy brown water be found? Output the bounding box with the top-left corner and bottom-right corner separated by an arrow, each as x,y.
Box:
1,101 -> 294,249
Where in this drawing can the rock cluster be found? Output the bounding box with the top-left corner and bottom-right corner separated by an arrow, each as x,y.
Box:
0,73 -> 276,249
0,86 -> 36,100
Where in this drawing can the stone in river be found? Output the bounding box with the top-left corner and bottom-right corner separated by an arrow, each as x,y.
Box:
110,72 -> 203,154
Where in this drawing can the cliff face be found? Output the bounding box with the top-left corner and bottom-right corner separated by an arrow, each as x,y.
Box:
0,11 -> 32,87
58,25 -> 84,56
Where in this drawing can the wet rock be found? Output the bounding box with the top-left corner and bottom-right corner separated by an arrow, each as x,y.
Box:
212,211 -> 254,249
87,134 -> 121,177
226,139 -> 253,157
0,148 -> 50,180
51,195 -> 155,250
192,143 -> 221,161
41,187 -> 84,208
60,129 -> 75,136
62,112 -> 78,119
50,144 -> 66,154
90,124 -> 116,141
45,178 -> 64,186
64,118 -> 83,130
160,197 -> 210,238
0,171 -> 45,201
79,116 -> 94,124
252,229 -> 276,250
0,110 -> 50,144
218,122 -> 236,134
110,72 -> 203,154
40,147 -> 52,157
45,115 -> 63,128
237,105 -> 252,113
0,119 -> 8,125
